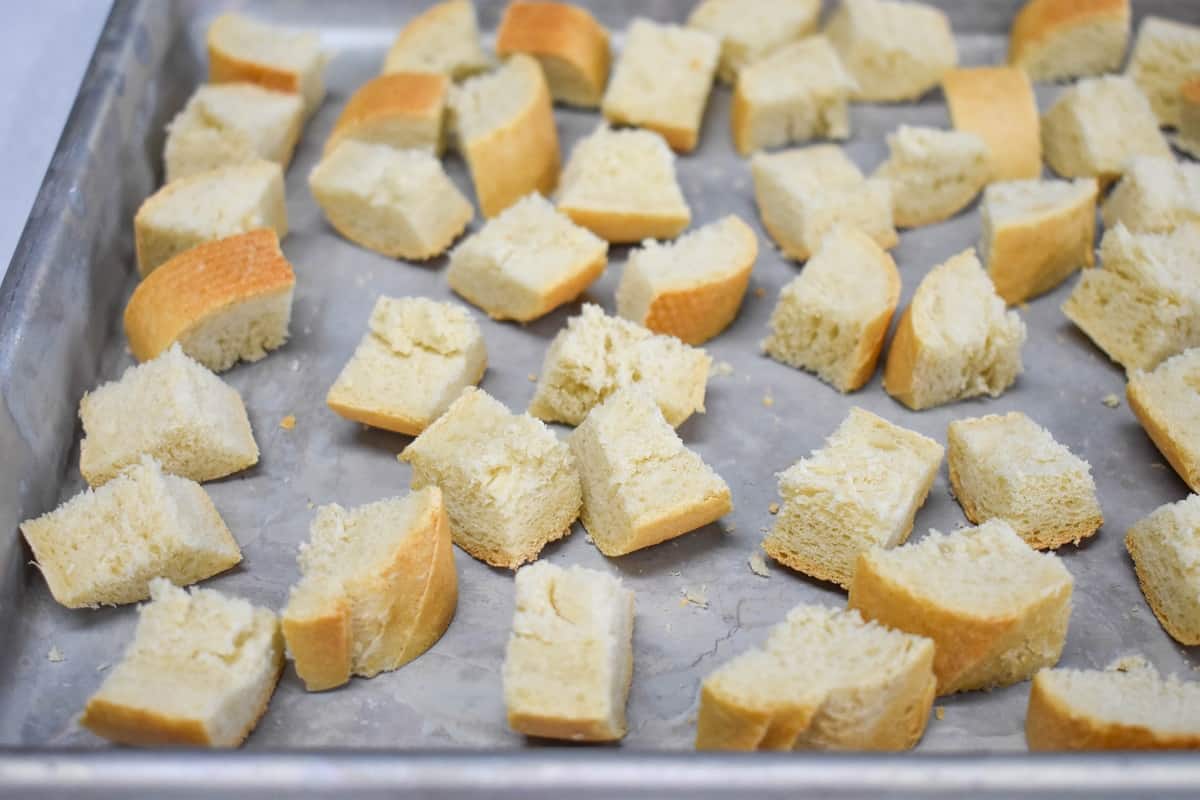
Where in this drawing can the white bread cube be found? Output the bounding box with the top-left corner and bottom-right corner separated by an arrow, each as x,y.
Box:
1101,156 -> 1200,234
1126,494 -> 1200,646
1127,16 -> 1200,128
164,83 -> 304,183
762,226 -> 899,393
615,214 -> 756,345
20,457 -> 241,609
383,0 -> 491,80
826,0 -> 957,102
980,177 -> 1099,305
1178,79 -> 1200,158
873,125 -> 989,228
495,1 -> 611,108
207,13 -> 325,115
400,387 -> 582,569
1127,348 -> 1200,492
884,249 -> 1026,410
309,141 -> 472,259
1008,0 -> 1130,82
751,145 -> 897,261
569,388 -> 732,557
282,488 -> 456,692
326,297 -> 487,436
324,72 -> 448,157
133,159 -> 286,277
79,345 -> 258,487
687,0 -> 821,85
503,562 -> 633,741
763,407 -> 944,589
601,19 -> 719,153
529,304 -> 711,427
730,36 -> 857,156
696,604 -> 936,751
80,579 -> 282,747
448,193 -> 608,322
849,519 -> 1074,695
948,412 -> 1103,550
942,66 -> 1042,181
555,125 -> 690,243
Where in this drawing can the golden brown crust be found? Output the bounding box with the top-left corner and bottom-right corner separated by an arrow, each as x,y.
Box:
943,67 -> 1042,181
504,251 -> 608,323
882,305 -> 921,409
507,710 -> 622,742
761,538 -> 853,589
450,523 -> 574,570
1125,532 -> 1200,646
1183,78 -> 1200,106
730,82 -> 754,157
208,43 -> 301,97
325,72 -> 448,156
695,683 -> 795,750
558,205 -> 691,245
1127,380 -> 1200,492
1009,0 -> 1130,66
398,499 -> 458,663
586,489 -> 732,557
847,255 -> 902,392
325,357 -> 487,435
604,117 -> 699,154
496,2 -> 611,108
281,598 -> 353,692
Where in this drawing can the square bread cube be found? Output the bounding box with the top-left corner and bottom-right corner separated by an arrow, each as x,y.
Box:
1101,156 -> 1200,235
400,387 -> 582,569
1126,494 -> 1200,645
687,0 -> 821,85
872,125 -> 989,228
1008,0 -> 1130,83
751,145 -> 897,261
207,13 -> 325,114
942,66 -> 1042,181
326,297 -> 487,435
569,388 -> 732,556
601,19 -> 719,153
448,193 -> 608,322
324,72 -> 448,157
948,412 -> 1103,550
383,0 -> 491,80
1127,349 -> 1200,493
763,407 -> 944,589
495,1 -> 611,108
529,303 -> 711,427
503,562 -> 634,741
1127,16 -> 1200,128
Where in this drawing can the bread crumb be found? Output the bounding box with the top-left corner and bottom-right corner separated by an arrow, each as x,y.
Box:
1107,654 -> 1151,673
768,502 -> 780,515
280,414 -> 296,430
713,361 -> 735,377
47,646 -> 64,663
584,533 -> 594,544
762,394 -> 774,408
682,587 -> 709,608
748,552 -> 770,578
289,358 -> 300,372
724,521 -> 737,533
306,501 -> 314,510
1101,393 -> 1121,408
1150,462 -> 1166,469
754,287 -> 766,298
935,706 -> 945,720
95,662 -> 109,672
528,373 -> 538,382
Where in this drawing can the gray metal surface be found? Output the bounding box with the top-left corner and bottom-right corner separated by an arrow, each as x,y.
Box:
1,0 -> 1199,794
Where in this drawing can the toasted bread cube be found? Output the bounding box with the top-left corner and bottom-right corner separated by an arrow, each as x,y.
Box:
687,0 -> 821,85
383,0 -> 491,80
1008,0 -> 1130,82
873,126 -> 989,228
495,1 -> 611,108
1125,494 -> 1200,646
1178,79 -> 1200,158
1101,156 -> 1200,235
942,66 -> 1042,181
207,13 -> 325,114
1127,16 -> 1200,128
324,73 -> 447,156
1127,349 -> 1200,492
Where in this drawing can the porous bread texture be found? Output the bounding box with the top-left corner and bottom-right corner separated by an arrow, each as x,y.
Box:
1125,493 -> 1200,645
762,226 -> 899,393
873,125 -> 989,228
848,519 -> 1074,695
568,388 -> 731,557
1063,225 -> 1200,372
503,562 -> 634,741
326,296 -> 487,435
555,125 -> 690,243
1126,16 -> 1200,128
695,604 -> 936,751
382,0 -> 490,79
324,72 -> 448,156
20,457 -> 241,609
942,66 -> 1042,181
1126,348 -> 1200,492
81,580 -> 281,747
750,145 -> 897,262
948,412 -> 1103,550
282,488 -> 456,692
1178,79 -> 1200,158
600,18 -> 719,153
687,0 -> 821,85
1008,0 -> 1130,82
207,13 -> 325,115
134,159 -> 287,277
730,36 -> 858,156
884,249 -> 1026,411
495,1 -> 611,108
400,387 -> 582,569
164,83 -> 304,183
980,177 -> 1099,305
825,0 -> 957,102
615,214 -> 756,345
1101,156 -> 1200,234
763,407 -> 944,589
529,304 -> 711,428
79,344 -> 258,487
448,193 -> 608,322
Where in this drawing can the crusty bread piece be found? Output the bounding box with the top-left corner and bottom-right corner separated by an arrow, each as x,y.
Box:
763,407 -> 943,589
383,0 -> 491,80
601,18 -> 719,153
1008,0 -> 1130,82
687,0 -> 821,85
942,66 -> 1042,181
948,412 -> 1102,550
1101,156 -> 1200,234
451,54 -> 560,218
825,0 -> 957,102
751,145 -> 897,262
326,296 -> 487,435
615,214 -> 756,345
1126,16 -> 1200,128
80,579 -> 282,748
873,125 -> 989,228
400,387 -> 581,569
696,604 -> 936,751
1027,661 -> 1200,750
164,83 -> 304,183
134,159 -> 287,277
980,177 -> 1099,305
324,72 -> 448,157
448,193 -> 607,322
309,141 -> 472,259
495,1 -> 610,108
1126,348 -> 1200,492
884,249 -> 1026,410
1125,494 -> 1200,645
849,519 -> 1074,695
207,13 -> 325,115
1177,79 -> 1200,158
555,125 -> 690,243
762,226 -> 899,392
529,303 -> 711,427
503,562 -> 633,741
282,488 -> 456,692
124,229 -> 295,372
731,36 -> 858,156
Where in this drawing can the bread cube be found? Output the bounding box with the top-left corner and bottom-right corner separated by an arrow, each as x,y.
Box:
496,1 -> 611,108
1126,494 -> 1200,645
207,13 -> 325,114
1008,0 -> 1131,82
1178,79 -> 1200,158
324,73 -> 447,157
448,193 -> 607,322
326,297 -> 487,435
873,125 -> 989,228
1101,156 -> 1200,235
1127,349 -> 1200,492
763,407 -> 944,589
687,0 -> 821,85
942,66 -> 1042,181
383,0 -> 491,80
1127,16 -> 1200,128
849,519 -> 1074,694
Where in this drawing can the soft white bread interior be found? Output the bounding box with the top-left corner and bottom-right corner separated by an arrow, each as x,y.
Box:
207,13 -> 325,114
1101,156 -> 1200,235
873,125 -> 989,228
1126,16 -> 1200,128
1125,493 -> 1200,646
942,66 -> 1042,181
687,0 -> 821,85
1126,348 -> 1200,493
495,1 -> 611,108
1008,0 -> 1130,82
324,72 -> 448,156
383,0 -> 491,80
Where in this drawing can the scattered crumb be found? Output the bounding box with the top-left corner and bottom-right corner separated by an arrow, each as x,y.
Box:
306,501 -> 314,510
754,287 -> 766,299
280,414 -> 297,431
1108,654 -> 1151,673
670,570 -> 681,577
713,361 -> 735,377
762,394 -> 774,408
47,646 -> 64,663
748,552 -> 770,578
768,502 -> 780,515
935,706 -> 945,721
725,522 -> 737,533
584,533 -> 594,544
95,663 -> 109,672
355,274 -> 367,287
665,622 -> 672,633
1101,393 -> 1121,408
528,373 -> 538,382
289,358 -> 300,372
303,325 -> 312,336
682,586 -> 709,609
686,714 -> 698,725
1150,462 -> 1166,470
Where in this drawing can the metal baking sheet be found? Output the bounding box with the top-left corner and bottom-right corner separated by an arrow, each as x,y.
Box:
2,0 -> 1200,795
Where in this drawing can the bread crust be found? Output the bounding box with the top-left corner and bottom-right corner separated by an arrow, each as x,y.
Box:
695,683 -> 813,751
281,598 -> 353,692
208,36 -> 300,97
461,251 -> 607,323
847,257 -> 901,392
943,67 -> 1041,181
1125,531 -> 1200,645
496,2 -> 611,108
326,357 -> 487,436
1127,380 -> 1200,492
558,206 -> 690,245
585,488 -> 732,557
882,305 -> 920,409
1009,0 -> 1130,67
325,72 -> 448,156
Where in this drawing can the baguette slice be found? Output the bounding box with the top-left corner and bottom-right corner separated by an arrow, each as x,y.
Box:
383,0 -> 491,80
1177,79 -> 1200,158
324,72 -> 448,156
1008,0 -> 1130,82
207,13 -> 325,114
942,66 -> 1042,181
687,0 -> 821,85
1101,156 -> 1200,235
1126,16 -> 1200,128
495,1 -> 611,108
1126,348 -> 1200,492
873,126 -> 989,228
1125,494 -> 1200,645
